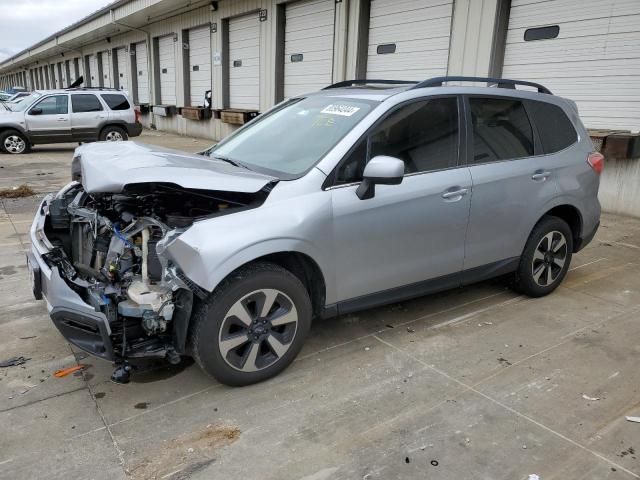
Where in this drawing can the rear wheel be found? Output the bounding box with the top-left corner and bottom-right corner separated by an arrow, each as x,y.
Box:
99,125 -> 128,142
514,216 -> 573,297
0,130 -> 30,154
191,262 -> 312,386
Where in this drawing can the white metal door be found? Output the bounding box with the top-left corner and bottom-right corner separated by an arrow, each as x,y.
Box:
228,13 -> 260,109
366,0 -> 453,80
116,47 -> 128,90
502,0 -> 640,131
284,0 -> 335,97
158,35 -> 177,105
100,51 -> 111,87
135,42 -> 150,104
188,25 -> 212,106
88,55 -> 99,87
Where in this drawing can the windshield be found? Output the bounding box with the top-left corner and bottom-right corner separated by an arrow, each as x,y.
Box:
210,96 -> 376,178
9,92 -> 42,111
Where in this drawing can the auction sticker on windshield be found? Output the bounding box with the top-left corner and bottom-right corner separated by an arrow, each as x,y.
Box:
321,104 -> 361,117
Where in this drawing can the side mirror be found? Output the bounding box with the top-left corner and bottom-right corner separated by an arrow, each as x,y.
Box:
29,107 -> 42,115
356,155 -> 405,200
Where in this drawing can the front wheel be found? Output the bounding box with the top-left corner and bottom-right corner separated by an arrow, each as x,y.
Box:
514,216 -> 573,297
99,125 -> 128,142
0,130 -> 30,154
191,262 -> 312,386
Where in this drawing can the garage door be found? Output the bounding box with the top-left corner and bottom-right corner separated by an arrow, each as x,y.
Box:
158,35 -> 177,105
188,25 -> 212,106
135,42 -> 150,104
284,0 -> 335,98
366,0 -> 453,81
100,51 -> 111,87
228,13 -> 260,110
65,60 -> 71,86
57,63 -> 65,88
88,55 -> 99,87
502,0 -> 640,131
116,47 -> 128,90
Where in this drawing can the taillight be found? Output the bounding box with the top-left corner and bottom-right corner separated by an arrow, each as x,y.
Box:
135,109 -> 141,123
587,152 -> 604,174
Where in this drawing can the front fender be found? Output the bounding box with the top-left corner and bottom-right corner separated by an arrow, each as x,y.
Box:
164,185 -> 336,303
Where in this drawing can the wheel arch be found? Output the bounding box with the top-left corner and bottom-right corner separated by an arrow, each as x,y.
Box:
537,204 -> 583,252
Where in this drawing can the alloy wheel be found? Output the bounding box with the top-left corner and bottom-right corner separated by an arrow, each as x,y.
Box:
4,135 -> 26,153
218,289 -> 299,372
531,230 -> 568,287
105,130 -> 124,141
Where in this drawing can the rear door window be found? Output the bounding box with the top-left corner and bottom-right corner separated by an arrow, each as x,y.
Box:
469,98 -> 534,164
101,94 -> 130,111
527,100 -> 577,154
71,94 -> 103,112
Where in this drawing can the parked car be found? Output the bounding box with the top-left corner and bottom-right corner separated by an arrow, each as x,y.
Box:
0,92 -> 11,102
27,76 -> 602,386
0,88 -> 142,154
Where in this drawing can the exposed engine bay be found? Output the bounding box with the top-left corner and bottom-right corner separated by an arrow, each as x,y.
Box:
41,181 -> 269,376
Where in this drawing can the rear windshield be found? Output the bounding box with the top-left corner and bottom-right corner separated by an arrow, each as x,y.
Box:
210,96 -> 376,179
101,94 -> 130,111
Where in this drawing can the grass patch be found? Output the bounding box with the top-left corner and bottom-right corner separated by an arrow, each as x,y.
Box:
0,185 -> 36,198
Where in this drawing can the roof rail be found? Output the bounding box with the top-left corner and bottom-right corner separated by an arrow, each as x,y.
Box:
65,86 -> 122,92
412,76 -> 553,94
323,79 -> 417,90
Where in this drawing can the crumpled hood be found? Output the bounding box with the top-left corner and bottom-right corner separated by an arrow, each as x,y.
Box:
73,141 -> 277,194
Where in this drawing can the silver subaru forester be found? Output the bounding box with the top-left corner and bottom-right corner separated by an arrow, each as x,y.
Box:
28,77 -> 602,386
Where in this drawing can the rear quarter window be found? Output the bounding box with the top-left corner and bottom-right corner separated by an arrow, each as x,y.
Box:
101,94 -> 130,111
528,101 -> 578,154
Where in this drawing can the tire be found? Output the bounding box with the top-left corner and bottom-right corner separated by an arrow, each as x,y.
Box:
99,125 -> 128,142
514,215 -> 573,297
0,130 -> 30,154
191,262 -> 312,386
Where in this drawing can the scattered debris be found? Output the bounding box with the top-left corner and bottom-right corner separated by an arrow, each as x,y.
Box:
134,402 -> 149,410
0,356 -> 30,368
618,446 -> 635,458
404,457 -> 410,464
407,327 -> 415,333
522,445 -> 527,449
626,416 -> 640,423
430,460 -> 439,467
385,324 -> 395,329
582,394 -> 600,401
54,364 -> 88,378
94,392 -> 106,399
19,336 -> 37,340
528,475 -> 540,480
364,347 -> 371,351
0,185 -> 35,198
497,357 -> 512,367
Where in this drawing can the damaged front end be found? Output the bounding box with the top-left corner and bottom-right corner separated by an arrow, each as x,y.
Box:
36,180 -> 270,377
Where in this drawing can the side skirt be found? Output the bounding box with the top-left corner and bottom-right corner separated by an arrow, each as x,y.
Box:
320,257 -> 520,319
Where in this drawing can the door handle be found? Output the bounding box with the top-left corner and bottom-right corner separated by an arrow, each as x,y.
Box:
442,188 -> 469,200
531,171 -> 551,181
56,118 -> 68,122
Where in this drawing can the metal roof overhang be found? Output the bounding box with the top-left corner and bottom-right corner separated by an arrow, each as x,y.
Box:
0,0 -> 211,73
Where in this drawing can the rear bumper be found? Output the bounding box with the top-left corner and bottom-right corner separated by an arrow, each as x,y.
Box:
29,193 -> 115,361
126,121 -> 143,138
574,220 -> 600,252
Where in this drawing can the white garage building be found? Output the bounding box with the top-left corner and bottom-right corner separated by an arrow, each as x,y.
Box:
0,0 -> 638,140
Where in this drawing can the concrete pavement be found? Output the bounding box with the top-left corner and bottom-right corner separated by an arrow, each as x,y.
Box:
1,132 -> 639,479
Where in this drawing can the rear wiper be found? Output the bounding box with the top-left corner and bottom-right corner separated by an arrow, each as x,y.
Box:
210,154 -> 250,170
